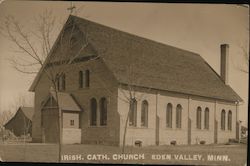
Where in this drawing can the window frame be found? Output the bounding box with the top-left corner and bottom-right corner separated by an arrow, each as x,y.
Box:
166,103 -> 173,128
196,107 -> 202,129
204,107 -> 209,130
176,104 -> 182,129
228,110 -> 232,131
100,97 -> 108,126
221,109 -> 226,130
90,98 -> 97,126
141,100 -> 148,127
129,98 -> 137,127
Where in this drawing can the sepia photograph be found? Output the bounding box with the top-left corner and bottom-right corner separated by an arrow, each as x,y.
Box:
0,1 -> 248,165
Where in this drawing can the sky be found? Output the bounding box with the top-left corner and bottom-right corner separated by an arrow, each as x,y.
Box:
0,1 -> 249,125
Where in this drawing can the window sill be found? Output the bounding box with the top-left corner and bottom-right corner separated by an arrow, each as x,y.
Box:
88,125 -> 107,128
220,130 -> 233,132
79,87 -> 90,90
195,129 -> 211,131
165,128 -> 183,130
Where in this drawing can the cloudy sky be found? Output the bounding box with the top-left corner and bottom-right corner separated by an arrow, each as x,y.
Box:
0,1 -> 248,125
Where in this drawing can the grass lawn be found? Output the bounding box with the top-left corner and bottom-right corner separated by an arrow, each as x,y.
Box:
0,143 -> 247,165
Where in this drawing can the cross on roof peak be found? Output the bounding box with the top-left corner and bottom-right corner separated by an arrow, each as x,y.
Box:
67,2 -> 76,14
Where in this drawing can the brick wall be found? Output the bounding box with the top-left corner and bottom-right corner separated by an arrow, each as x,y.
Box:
33,59 -> 120,145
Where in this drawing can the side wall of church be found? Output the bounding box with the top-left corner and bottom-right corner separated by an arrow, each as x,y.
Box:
216,101 -> 237,143
117,89 -> 157,146
117,88 -> 237,146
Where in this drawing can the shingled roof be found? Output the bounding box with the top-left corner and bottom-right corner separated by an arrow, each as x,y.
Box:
4,107 -> 34,127
29,15 -> 242,102
21,107 -> 34,120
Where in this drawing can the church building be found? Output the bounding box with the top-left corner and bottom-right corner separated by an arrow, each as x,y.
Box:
29,15 -> 243,146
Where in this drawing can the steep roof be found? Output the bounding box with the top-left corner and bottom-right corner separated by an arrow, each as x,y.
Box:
29,15 -> 242,102
21,107 -> 34,121
49,91 -> 82,111
4,107 -> 34,127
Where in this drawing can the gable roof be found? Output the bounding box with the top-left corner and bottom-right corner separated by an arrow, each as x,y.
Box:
21,107 -> 34,120
4,107 -> 34,127
44,91 -> 82,111
29,15 -> 242,102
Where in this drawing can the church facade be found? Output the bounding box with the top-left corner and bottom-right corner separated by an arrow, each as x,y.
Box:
29,15 -> 242,146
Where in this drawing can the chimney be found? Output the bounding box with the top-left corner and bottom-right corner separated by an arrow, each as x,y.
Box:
220,44 -> 229,84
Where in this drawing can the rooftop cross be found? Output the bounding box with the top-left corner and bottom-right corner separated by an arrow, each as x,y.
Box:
67,2 -> 76,14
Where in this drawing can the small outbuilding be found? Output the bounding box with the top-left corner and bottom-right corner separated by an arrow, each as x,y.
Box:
4,107 -> 34,137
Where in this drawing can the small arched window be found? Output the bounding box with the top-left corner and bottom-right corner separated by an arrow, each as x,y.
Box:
141,100 -> 148,127
129,98 -> 137,127
166,103 -> 172,128
85,70 -> 90,87
100,97 -> 107,126
79,70 -> 90,88
79,71 -> 83,88
176,104 -> 182,128
228,110 -> 232,131
90,98 -> 97,126
204,108 -> 209,129
196,107 -> 202,129
221,109 -> 226,130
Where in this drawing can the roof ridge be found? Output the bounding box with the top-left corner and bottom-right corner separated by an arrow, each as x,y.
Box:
71,15 -> 200,57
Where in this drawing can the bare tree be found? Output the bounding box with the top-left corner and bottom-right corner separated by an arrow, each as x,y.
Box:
0,9 -> 91,162
0,110 -> 14,128
238,42 -> 249,73
1,7 -> 152,163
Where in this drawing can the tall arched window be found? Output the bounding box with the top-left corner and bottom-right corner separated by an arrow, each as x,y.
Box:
85,70 -> 90,87
141,100 -> 148,127
228,110 -> 232,131
196,107 -> 202,129
90,98 -> 97,126
79,71 -> 83,88
221,109 -> 226,130
176,104 -> 182,128
166,103 -> 172,128
204,108 -> 209,129
129,98 -> 137,127
100,97 -> 107,126
62,73 -> 65,90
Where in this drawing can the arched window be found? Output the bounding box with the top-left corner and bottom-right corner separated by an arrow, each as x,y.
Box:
204,108 -> 209,129
228,110 -> 232,131
221,109 -> 226,130
85,70 -> 90,87
61,73 -> 65,90
79,71 -> 83,88
166,103 -> 172,128
141,100 -> 148,127
100,97 -> 107,126
90,98 -> 97,126
79,70 -> 90,88
196,107 -> 202,129
129,98 -> 137,126
176,104 -> 182,128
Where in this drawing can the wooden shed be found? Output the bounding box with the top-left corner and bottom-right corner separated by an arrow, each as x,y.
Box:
4,107 -> 34,137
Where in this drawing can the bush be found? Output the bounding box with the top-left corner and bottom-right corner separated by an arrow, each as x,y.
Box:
170,140 -> 176,145
200,140 -> 206,145
135,140 -> 142,147
229,138 -> 238,143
